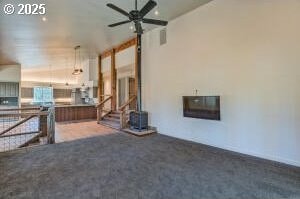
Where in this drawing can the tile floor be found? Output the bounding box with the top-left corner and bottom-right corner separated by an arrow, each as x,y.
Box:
55,120 -> 118,143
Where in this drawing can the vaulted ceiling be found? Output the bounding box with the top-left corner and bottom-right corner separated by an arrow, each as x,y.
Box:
0,0 -> 212,70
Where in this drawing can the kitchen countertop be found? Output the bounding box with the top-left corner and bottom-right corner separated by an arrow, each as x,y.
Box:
55,104 -> 96,108
0,105 -> 19,109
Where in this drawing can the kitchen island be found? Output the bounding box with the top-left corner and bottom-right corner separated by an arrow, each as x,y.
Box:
55,104 -> 97,122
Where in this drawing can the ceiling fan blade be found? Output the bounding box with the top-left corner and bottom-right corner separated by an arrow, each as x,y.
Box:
135,22 -> 143,34
140,0 -> 157,17
107,3 -> 130,17
108,20 -> 131,27
142,18 -> 168,26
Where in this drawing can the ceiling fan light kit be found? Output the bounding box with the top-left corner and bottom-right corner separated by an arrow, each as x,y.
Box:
107,0 -> 168,131
107,0 -> 168,35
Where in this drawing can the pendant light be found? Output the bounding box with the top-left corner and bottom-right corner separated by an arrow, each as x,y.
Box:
65,57 -> 69,86
72,45 -> 83,75
49,64 -> 53,87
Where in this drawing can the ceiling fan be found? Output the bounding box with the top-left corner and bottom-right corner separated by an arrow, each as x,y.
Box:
107,0 -> 168,34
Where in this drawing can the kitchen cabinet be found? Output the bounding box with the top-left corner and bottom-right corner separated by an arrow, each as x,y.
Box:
0,84 -> 5,96
55,105 -> 97,122
0,82 -> 19,97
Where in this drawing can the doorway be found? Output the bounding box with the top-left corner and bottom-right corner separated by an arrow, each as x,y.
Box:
128,77 -> 135,110
118,77 -> 136,109
118,78 -> 127,107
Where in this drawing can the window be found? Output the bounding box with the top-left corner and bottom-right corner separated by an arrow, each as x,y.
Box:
33,87 -> 53,103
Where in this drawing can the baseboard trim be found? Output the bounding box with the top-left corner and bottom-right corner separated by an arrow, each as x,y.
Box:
224,145 -> 300,168
160,132 -> 300,168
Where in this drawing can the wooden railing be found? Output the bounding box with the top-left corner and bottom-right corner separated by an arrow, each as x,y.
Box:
0,106 -> 55,152
119,95 -> 137,129
96,95 -> 112,122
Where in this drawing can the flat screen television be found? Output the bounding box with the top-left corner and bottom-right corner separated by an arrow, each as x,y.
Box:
183,96 -> 220,121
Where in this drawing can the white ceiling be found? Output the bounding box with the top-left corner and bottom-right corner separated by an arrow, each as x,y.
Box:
0,0 -> 212,70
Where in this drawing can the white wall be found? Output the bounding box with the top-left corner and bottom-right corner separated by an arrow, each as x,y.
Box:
77,59 -> 91,86
142,0 -> 300,166
102,57 -> 111,73
89,57 -> 98,82
116,47 -> 135,106
0,65 -> 21,82
22,68 -> 78,84
116,46 -> 135,69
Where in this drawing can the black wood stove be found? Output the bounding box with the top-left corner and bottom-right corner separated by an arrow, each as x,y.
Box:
129,111 -> 148,130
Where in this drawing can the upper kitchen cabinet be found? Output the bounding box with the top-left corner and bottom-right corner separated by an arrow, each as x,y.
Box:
0,83 -> 5,96
0,82 -> 19,97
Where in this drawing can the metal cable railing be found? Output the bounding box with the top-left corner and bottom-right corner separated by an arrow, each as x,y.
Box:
0,107 -> 55,152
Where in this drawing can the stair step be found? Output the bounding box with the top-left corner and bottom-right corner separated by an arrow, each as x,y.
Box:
103,116 -> 120,122
99,120 -> 120,130
109,113 -> 121,119
103,117 -> 120,123
28,141 -> 41,147
112,110 -> 122,114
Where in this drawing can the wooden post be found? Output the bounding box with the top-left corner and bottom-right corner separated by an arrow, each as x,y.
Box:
97,104 -> 103,123
39,107 -> 48,137
120,111 -> 126,129
111,49 -> 117,111
98,55 -> 104,102
47,107 -> 55,144
97,55 -> 103,123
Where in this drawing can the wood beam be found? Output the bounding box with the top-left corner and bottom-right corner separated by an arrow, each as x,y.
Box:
98,55 -> 104,102
101,50 -> 112,59
115,38 -> 137,53
111,49 -> 117,111
100,37 -> 137,56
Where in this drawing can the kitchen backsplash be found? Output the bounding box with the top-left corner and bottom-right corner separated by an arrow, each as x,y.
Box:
21,88 -> 72,99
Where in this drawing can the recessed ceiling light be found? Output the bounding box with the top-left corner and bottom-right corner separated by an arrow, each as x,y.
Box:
42,17 -> 47,22
154,10 -> 159,16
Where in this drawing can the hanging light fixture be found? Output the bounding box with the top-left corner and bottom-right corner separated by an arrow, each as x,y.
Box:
49,64 -> 53,87
72,45 -> 83,75
65,57 -> 70,86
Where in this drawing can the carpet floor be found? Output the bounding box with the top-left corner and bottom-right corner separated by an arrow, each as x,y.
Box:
0,133 -> 299,199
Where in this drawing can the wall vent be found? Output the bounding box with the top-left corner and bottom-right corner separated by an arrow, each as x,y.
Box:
160,28 -> 167,46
